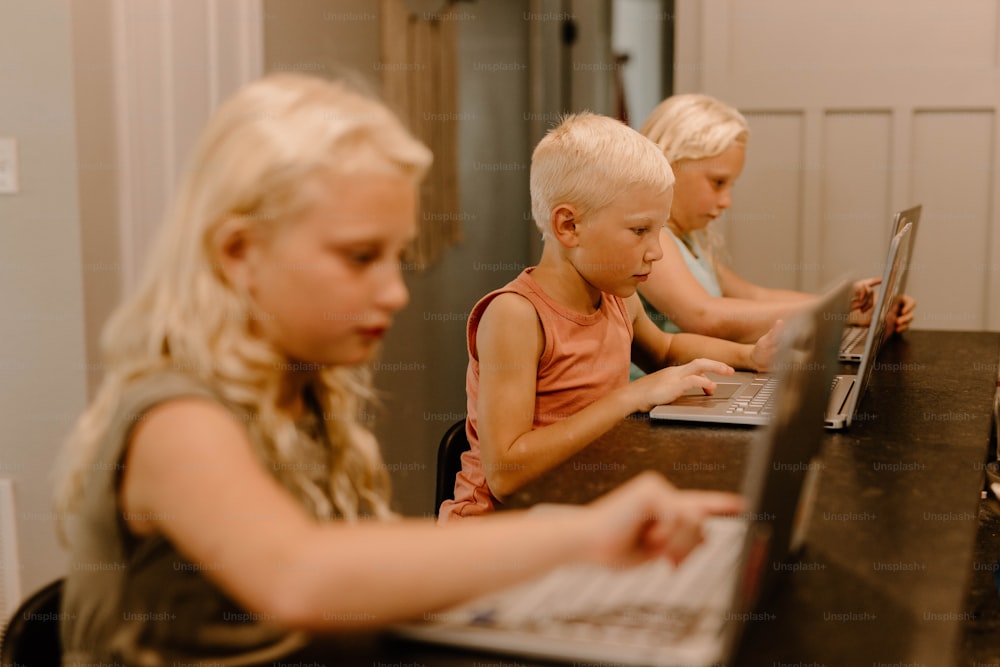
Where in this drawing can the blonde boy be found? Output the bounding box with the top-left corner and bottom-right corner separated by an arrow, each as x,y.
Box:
438,113 -> 780,521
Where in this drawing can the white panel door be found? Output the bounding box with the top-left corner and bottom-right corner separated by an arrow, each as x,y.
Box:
675,0 -> 1000,331
113,0 -> 263,294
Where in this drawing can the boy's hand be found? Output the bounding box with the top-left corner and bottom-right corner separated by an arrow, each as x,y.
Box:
749,319 -> 784,372
585,471 -> 744,567
631,358 -> 734,413
850,278 -> 881,312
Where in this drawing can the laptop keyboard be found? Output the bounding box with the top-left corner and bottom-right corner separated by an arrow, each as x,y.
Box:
444,518 -> 747,647
840,326 -> 866,353
725,376 -> 778,416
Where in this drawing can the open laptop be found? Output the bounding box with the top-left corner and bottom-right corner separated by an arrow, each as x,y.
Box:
840,204 -> 921,361
393,281 -> 841,667
825,222 -> 912,430
647,279 -> 851,426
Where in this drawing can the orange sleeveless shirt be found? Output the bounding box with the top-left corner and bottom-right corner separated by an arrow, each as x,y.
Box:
437,268 -> 633,522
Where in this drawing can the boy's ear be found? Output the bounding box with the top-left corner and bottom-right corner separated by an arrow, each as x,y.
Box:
550,204 -> 581,247
211,216 -> 256,291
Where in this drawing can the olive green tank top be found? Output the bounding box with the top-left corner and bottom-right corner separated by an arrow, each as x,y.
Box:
61,372 -> 319,666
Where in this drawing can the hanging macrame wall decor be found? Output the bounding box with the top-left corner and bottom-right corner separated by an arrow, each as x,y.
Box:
380,0 -> 464,269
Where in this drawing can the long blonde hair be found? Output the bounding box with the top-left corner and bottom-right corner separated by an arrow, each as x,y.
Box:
55,73 -> 432,537
640,93 -> 749,263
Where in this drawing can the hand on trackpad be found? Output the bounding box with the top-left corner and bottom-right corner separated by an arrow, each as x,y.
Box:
679,383 -> 743,399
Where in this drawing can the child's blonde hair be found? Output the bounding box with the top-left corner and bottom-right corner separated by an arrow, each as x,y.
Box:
640,94 -> 750,265
529,113 -> 675,236
639,93 -> 749,164
54,73 -> 432,536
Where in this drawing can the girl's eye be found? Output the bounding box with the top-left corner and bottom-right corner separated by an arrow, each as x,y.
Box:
632,227 -> 649,236
342,248 -> 379,266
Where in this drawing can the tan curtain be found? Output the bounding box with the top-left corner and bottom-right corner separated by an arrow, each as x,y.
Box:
381,0 -> 461,269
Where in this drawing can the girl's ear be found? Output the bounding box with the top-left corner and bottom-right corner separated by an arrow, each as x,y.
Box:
550,203 -> 581,248
211,216 -> 256,291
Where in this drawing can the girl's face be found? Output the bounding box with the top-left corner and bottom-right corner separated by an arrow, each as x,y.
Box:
668,143 -> 745,235
243,172 -> 417,366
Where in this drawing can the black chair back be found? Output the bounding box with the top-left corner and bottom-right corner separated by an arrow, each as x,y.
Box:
0,577 -> 64,664
434,419 -> 471,515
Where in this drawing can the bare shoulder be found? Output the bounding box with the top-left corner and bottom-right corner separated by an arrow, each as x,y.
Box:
476,292 -> 543,361
624,292 -> 644,322
126,397 -> 259,482
122,398 -> 262,533
131,398 -> 248,454
480,291 -> 539,328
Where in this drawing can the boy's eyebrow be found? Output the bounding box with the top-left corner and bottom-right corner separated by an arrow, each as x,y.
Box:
623,212 -> 665,223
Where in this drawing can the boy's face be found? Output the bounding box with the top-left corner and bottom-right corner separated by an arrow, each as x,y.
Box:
571,186 -> 673,299
669,143 -> 746,234
242,172 -> 417,366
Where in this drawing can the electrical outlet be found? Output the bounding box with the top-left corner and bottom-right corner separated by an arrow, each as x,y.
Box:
0,137 -> 20,194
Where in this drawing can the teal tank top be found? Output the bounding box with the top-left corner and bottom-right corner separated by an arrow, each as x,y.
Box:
630,230 -> 722,380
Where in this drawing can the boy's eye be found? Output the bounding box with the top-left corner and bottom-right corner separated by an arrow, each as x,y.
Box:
632,227 -> 649,236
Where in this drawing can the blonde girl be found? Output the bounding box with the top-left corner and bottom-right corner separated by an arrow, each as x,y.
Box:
635,93 -> 914,346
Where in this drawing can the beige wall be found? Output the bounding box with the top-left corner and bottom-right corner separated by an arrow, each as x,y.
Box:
264,0 -> 382,89
0,0 -> 83,601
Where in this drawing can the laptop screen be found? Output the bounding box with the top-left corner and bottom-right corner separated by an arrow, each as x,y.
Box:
731,279 -> 847,614
849,223 -> 913,423
890,205 -> 921,296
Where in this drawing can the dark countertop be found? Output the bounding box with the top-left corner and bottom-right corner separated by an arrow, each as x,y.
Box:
505,330 -> 1000,666
291,330 -> 1000,666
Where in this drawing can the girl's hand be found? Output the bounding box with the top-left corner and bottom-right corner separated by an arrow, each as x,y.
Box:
630,358 -> 735,413
585,471 -> 745,567
847,308 -> 872,327
750,319 -> 785,372
850,278 -> 881,312
894,295 -> 916,332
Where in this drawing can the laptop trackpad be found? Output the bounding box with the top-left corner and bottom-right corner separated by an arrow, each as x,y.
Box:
672,382 -> 743,406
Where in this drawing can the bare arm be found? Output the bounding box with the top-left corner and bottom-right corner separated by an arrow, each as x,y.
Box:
628,294 -> 782,374
638,228 -> 813,343
475,294 -> 731,499
715,262 -> 813,303
120,399 -> 743,629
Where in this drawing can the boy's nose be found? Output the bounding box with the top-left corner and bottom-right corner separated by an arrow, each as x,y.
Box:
646,232 -> 664,262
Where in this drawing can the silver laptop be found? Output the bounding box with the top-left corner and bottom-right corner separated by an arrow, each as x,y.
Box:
647,279 -> 851,426
840,204 -> 921,361
825,223 -> 913,430
393,282 -> 841,667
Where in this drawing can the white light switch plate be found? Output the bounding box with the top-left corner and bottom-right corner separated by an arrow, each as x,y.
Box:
0,137 -> 20,194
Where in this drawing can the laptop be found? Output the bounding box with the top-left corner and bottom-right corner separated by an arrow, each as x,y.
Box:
647,279 -> 851,426
392,281 -> 842,667
840,204 -> 921,361
825,222 -> 913,430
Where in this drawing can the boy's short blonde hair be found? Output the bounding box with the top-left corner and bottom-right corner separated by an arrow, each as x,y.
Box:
530,113 -> 675,236
639,93 -> 750,164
